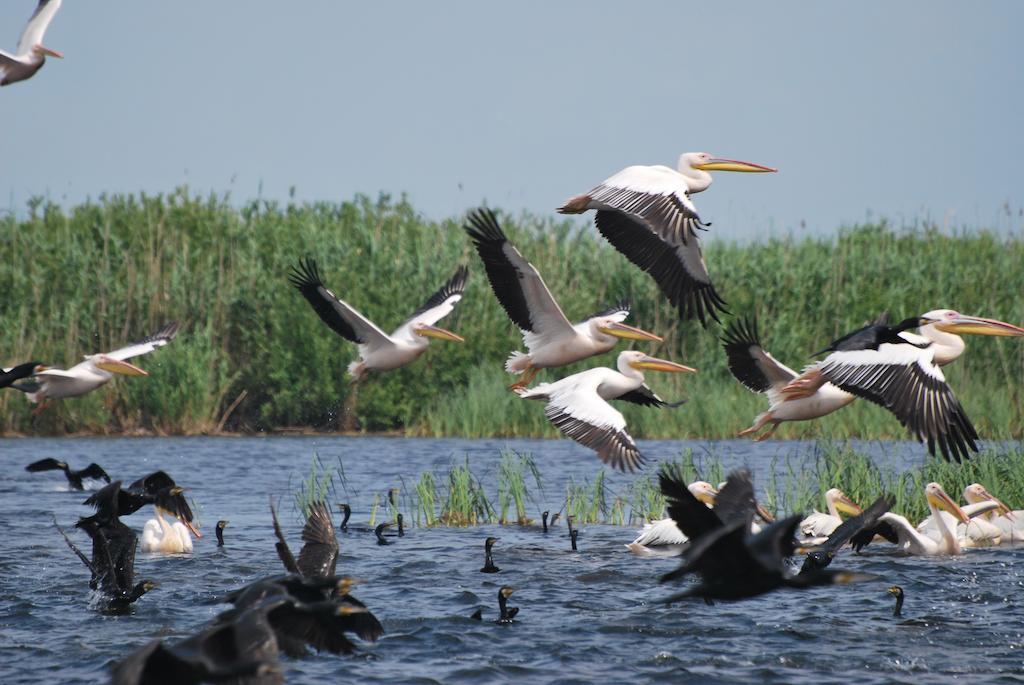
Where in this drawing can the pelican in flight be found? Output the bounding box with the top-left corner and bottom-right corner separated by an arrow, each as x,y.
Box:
515,350 -> 695,471
783,311 -> 1024,461
289,258 -> 467,380
463,207 -> 662,388
558,152 -> 775,325
0,0 -> 62,86
13,322 -> 180,409
851,483 -> 972,556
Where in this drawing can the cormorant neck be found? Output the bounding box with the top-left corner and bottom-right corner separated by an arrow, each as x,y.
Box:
893,593 -> 903,617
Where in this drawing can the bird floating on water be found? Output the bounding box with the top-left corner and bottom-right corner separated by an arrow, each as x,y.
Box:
558,152 -> 776,325
289,258 -> 467,380
797,488 -> 863,545
515,350 -> 695,471
12,322 -> 181,410
850,483 -> 973,556
916,483 -> 1008,547
496,586 -> 519,624
480,536 -> 500,573
463,207 -> 662,388
215,520 -> 228,547
25,458 -> 110,490
141,506 -> 194,554
0,0 -> 62,87
888,585 -> 904,618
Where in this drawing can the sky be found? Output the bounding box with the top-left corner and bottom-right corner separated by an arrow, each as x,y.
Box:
2,1 -> 1022,240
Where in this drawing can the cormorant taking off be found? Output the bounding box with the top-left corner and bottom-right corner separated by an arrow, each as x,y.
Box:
888,585 -> 904,617
215,520 -> 228,547
26,458 -> 110,490
497,586 -> 519,624
270,500 -> 339,579
799,495 -> 894,573
81,472 -> 199,537
481,537 -> 500,573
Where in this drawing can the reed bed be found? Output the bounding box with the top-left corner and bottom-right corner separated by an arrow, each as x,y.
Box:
2,191 -> 1022,439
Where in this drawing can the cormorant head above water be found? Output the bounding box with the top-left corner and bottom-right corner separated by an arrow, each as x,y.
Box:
888,585 -> 904,617
337,503 -> 352,531
215,520 -> 228,547
375,522 -> 392,545
481,536 -> 500,573
542,511 -> 549,534
497,586 -> 519,624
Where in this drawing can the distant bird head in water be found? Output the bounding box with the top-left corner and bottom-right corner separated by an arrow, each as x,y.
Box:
497,586 -> 519,623
337,503 -> 351,530
481,536 -> 500,573
396,513 -> 405,537
215,520 -> 228,547
888,585 -> 904,617
542,511 -> 549,533
484,536 -> 498,552
374,522 -> 391,546
570,528 -> 579,552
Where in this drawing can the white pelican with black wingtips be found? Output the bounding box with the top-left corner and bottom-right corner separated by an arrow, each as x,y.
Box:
463,207 -> 662,388
289,258 -> 468,381
515,350 -> 695,472
13,322 -> 180,409
558,152 -> 775,325
0,0 -> 62,86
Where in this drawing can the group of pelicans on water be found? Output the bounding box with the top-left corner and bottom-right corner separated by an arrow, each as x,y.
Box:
29,451 -> 963,684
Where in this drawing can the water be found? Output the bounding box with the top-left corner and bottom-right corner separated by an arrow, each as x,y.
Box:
2,436 -> 1023,684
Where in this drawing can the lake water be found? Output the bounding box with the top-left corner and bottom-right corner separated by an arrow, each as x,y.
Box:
2,437 -> 1023,684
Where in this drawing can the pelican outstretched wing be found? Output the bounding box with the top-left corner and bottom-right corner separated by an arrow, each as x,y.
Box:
107,322 -> 181,361
289,258 -> 390,347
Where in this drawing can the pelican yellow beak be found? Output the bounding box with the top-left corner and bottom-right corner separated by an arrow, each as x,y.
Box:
835,493 -> 863,516
934,315 -> 1024,337
629,355 -> 697,373
597,321 -> 663,342
96,359 -> 149,376
755,503 -> 775,523
928,486 -> 970,525
416,325 -> 465,343
693,158 -> 777,173
39,45 -> 63,58
977,486 -> 1013,517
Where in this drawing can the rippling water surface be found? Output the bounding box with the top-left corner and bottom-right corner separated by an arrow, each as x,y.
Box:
2,437 -> 1023,684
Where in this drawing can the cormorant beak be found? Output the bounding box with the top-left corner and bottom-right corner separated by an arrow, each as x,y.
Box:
597,322 -> 663,342
96,359 -> 149,376
934,315 -> 1024,337
416,325 -> 465,342
887,586 -> 901,596
835,494 -> 863,516
693,158 -> 777,173
38,45 -> 63,58
755,504 -> 775,523
928,487 -> 970,525
630,355 -> 697,373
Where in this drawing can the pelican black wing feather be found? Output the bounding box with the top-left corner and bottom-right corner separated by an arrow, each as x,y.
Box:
594,209 -> 727,326
544,405 -> 644,472
408,265 -> 469,321
722,317 -> 773,393
581,298 -> 630,323
615,383 -> 686,408
464,208 -> 534,331
288,257 -> 364,343
1,361 -> 41,388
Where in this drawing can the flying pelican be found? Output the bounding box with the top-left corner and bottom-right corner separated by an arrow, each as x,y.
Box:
0,0 -> 62,86
896,309 -> 1024,365
463,207 -> 662,388
917,483 -> 1009,547
783,314 -> 985,462
797,488 -> 863,544
850,483 -> 971,556
558,152 -> 775,325
515,350 -> 695,471
289,258 -> 467,381
1,361 -> 45,388
12,322 -> 181,410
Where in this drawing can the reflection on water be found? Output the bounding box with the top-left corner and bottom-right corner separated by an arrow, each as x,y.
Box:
1,437 -> 1022,684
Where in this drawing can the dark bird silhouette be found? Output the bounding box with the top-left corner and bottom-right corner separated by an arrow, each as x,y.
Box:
270,500 -> 339,579
82,472 -> 199,537
799,495 -> 894,573
374,523 -> 392,546
496,586 -> 519,624
541,511 -> 549,534
337,503 -> 351,531
54,516 -> 156,614
26,458 -> 110,490
813,316 -> 930,356
112,628 -> 279,685
568,516 -> 579,551
0,361 -> 44,388
659,465 -> 873,602
888,585 -> 904,617
470,608 -> 483,621
480,537 -> 500,573
215,520 -> 228,547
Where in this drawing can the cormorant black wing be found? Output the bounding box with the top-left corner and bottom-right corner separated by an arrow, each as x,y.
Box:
745,515 -> 803,571
659,464 -> 722,541
711,468 -> 759,529
79,463 -> 111,483
269,501 -> 300,575
25,457 -> 66,473
297,501 -> 339,579
816,495 -> 894,557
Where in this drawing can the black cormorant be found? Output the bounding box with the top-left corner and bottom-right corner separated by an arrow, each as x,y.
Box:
496,586 -> 519,624
270,500 -> 339,579
480,536 -> 500,573
26,458 -> 110,490
215,520 -> 228,547
888,585 -> 904,617
799,495 -> 894,573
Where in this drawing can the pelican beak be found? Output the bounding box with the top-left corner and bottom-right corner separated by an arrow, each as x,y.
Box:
756,503 -> 775,523
928,487 -> 970,525
416,325 -> 465,342
598,322 -> 663,342
934,315 -> 1024,337
835,494 -> 863,516
183,519 -> 202,538
33,364 -> 48,373
630,355 -> 697,373
96,359 -> 149,376
693,158 -> 777,173
38,45 -> 63,58
977,486 -> 1013,516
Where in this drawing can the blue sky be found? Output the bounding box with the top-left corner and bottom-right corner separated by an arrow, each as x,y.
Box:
2,1 -> 1022,239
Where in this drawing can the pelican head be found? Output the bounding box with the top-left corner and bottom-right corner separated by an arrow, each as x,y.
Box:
962,483 -> 1012,516
683,152 -> 777,174
33,44 -> 63,59
593,315 -> 663,343
687,481 -> 718,505
620,350 -> 696,374
925,482 -> 970,525
412,323 -> 464,343
825,488 -> 863,516
921,309 -> 1024,337
89,354 -> 149,376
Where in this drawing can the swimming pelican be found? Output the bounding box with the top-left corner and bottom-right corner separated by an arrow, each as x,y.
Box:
783,315 -> 981,462
141,507 -> 194,554
12,322 -> 181,409
917,483 -> 1010,547
515,350 -> 695,471
798,488 -> 863,544
850,483 -> 971,556
289,258 -> 467,381
558,152 -> 775,325
961,483 -> 1024,542
627,481 -> 718,555
463,207 -> 662,388
0,0 -> 62,86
